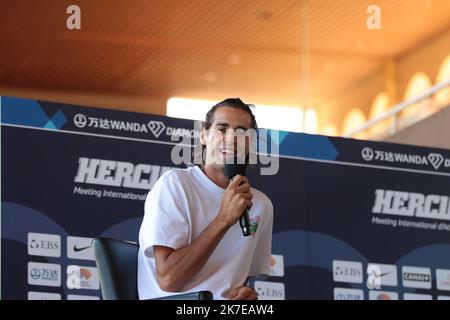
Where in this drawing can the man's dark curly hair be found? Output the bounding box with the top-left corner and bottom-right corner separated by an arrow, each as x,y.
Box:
203,98 -> 258,131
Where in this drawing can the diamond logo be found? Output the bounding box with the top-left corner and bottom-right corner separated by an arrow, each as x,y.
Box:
428,153 -> 444,170
148,121 -> 166,138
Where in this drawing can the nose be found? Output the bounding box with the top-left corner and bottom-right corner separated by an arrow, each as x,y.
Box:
223,128 -> 236,143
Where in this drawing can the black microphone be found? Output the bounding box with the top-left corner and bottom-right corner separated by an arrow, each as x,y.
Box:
224,157 -> 251,237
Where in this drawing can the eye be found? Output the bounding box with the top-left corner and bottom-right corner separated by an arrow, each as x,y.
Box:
235,129 -> 247,136
216,127 -> 227,134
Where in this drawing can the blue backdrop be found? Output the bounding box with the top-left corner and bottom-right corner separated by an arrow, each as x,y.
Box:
2,96 -> 450,300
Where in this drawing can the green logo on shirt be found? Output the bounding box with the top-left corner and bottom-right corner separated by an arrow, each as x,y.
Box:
250,215 -> 261,237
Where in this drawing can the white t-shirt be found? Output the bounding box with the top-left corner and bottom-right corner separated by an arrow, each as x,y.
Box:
138,165 -> 273,300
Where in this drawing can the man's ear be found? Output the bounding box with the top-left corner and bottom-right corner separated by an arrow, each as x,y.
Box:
201,127 -> 207,146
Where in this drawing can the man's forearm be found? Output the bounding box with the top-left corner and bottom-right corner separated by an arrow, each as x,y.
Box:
156,215 -> 230,292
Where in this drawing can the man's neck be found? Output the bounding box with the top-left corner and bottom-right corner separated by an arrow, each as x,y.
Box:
202,164 -> 230,189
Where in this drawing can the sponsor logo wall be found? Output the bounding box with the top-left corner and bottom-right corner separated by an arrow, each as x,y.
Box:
2,96 -> 450,299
